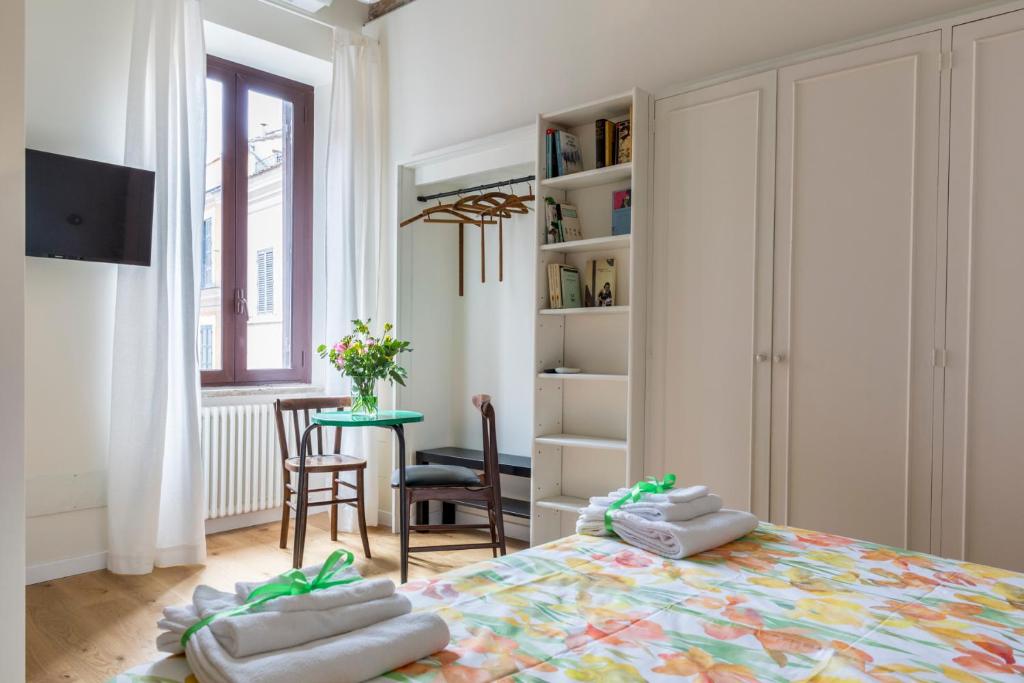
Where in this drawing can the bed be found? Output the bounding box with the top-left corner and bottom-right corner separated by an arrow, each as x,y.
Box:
112,523 -> 1024,682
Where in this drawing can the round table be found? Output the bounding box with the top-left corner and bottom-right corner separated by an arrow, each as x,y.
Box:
294,409 -> 424,582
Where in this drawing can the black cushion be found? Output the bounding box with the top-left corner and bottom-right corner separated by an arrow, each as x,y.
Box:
391,464 -> 481,487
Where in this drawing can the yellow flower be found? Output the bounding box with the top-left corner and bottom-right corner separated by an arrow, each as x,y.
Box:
806,550 -> 857,570
565,654 -> 646,682
750,576 -> 789,589
956,593 -> 1015,612
993,581 -> 1024,609
791,596 -> 866,626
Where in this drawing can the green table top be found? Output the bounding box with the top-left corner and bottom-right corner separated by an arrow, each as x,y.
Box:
311,409 -> 425,427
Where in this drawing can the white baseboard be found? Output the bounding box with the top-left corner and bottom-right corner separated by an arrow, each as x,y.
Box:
26,551 -> 108,585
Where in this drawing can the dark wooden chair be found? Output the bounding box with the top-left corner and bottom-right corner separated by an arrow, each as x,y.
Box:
392,394 -> 507,579
274,397 -> 371,565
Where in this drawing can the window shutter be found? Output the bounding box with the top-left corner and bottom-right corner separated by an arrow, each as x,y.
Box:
256,248 -> 274,314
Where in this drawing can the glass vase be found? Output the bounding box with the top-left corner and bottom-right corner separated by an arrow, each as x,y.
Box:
350,380 -> 379,418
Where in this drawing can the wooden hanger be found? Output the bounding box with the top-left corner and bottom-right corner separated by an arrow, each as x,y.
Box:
400,182 -> 533,294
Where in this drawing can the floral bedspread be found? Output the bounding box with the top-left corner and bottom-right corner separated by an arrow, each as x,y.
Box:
112,524 -> 1024,682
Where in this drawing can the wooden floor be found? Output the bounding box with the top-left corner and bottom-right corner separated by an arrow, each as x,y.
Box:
26,516 -> 525,683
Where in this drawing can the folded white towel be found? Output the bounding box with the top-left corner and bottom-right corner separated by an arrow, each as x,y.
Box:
623,493 -> 723,521
185,612 -> 451,683
589,484 -> 709,507
211,593 -> 412,658
578,493 -> 722,525
157,574 -> 396,655
610,509 -> 758,559
234,563 -> 358,599
204,577 -> 395,615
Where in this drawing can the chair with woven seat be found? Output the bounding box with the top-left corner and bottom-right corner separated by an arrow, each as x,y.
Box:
274,397 -> 371,565
392,394 -> 506,579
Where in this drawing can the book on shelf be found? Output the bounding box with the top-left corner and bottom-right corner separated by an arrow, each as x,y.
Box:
595,118 -> 618,169
583,258 -> 616,307
616,110 -> 632,164
559,203 -> 583,241
560,265 -> 582,308
543,197 -> 583,243
545,128 -> 555,178
612,189 -> 631,236
547,263 -> 562,308
546,263 -> 582,309
546,129 -> 583,178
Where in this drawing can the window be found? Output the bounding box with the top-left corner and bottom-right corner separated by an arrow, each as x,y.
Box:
201,56 -> 313,385
256,248 -> 274,315
199,324 -> 214,370
200,218 -> 214,289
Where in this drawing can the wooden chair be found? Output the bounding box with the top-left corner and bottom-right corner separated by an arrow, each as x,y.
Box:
274,397 -> 371,564
392,394 -> 507,578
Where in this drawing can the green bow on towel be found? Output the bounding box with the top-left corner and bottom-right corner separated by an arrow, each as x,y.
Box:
180,548 -> 363,648
604,473 -> 677,534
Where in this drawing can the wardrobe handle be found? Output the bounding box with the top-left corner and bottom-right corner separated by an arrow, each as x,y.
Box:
773,353 -> 786,363
755,353 -> 770,363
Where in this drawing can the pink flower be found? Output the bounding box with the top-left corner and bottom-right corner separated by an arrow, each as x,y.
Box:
333,342 -> 347,354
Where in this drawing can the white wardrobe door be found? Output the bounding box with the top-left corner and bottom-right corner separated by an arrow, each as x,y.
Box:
944,10 -> 1024,571
648,72 -> 775,517
772,33 -> 941,550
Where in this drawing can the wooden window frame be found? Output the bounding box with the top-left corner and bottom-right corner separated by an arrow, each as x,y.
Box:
203,56 -> 313,386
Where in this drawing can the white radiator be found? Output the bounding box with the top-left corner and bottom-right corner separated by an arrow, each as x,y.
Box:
202,403 -> 288,519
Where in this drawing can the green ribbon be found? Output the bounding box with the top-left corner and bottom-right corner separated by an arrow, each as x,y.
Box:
180,549 -> 362,648
604,473 -> 678,534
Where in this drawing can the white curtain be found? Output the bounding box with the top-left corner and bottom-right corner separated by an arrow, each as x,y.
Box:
324,29 -> 385,529
107,0 -> 207,574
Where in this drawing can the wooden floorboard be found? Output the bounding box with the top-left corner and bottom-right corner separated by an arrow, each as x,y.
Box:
26,517 -> 526,683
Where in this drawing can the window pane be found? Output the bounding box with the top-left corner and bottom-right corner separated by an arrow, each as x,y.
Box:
199,77 -> 223,371
246,89 -> 293,370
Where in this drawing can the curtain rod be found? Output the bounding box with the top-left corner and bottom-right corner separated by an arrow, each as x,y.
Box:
417,175 -> 536,202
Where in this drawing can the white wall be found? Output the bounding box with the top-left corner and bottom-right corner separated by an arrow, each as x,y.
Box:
24,0 -> 344,581
0,0 -> 26,676
371,0 -> 992,527
24,0 -> 131,577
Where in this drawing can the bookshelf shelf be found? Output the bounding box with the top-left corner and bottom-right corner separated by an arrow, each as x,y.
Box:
534,496 -> 588,513
540,234 -> 630,253
541,162 -> 632,191
538,305 -> 629,316
530,87 -> 650,547
535,433 -> 628,450
537,373 -> 628,382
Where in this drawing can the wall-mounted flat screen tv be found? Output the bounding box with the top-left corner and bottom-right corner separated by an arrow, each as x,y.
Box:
25,149 -> 155,266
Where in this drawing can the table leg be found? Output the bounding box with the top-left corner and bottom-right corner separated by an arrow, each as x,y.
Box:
442,502 -> 456,525
393,424 -> 408,584
292,423 -> 317,569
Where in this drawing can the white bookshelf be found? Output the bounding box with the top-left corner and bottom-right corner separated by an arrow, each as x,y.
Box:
530,88 -> 651,546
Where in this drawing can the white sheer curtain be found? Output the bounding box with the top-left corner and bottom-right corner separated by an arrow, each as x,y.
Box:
106,0 -> 207,574
325,29 -> 385,530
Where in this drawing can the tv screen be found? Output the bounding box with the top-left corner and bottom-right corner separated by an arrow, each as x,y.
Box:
25,149 -> 155,266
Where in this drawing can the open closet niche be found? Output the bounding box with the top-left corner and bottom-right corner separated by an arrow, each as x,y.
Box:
531,89 -> 652,544
395,127 -> 537,539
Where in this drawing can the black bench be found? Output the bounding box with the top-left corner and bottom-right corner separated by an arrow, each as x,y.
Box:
414,446 -> 531,525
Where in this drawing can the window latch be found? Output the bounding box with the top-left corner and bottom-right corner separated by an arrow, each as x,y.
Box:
234,288 -> 249,321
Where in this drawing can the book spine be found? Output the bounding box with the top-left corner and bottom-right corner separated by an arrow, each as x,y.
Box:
605,120 -> 616,167
554,130 -> 564,176
595,119 -> 607,168
554,203 -> 565,242
545,129 -> 553,178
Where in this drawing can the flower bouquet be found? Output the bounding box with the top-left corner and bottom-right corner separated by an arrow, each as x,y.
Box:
317,319 -> 411,417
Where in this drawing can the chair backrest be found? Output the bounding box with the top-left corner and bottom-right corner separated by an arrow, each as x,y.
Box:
472,394 -> 502,500
273,396 -> 351,463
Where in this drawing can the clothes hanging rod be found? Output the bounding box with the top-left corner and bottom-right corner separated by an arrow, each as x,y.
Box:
417,175 -> 536,202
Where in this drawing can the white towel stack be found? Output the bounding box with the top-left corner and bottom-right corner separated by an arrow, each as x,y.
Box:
576,483 -> 758,559
158,561 -> 450,683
